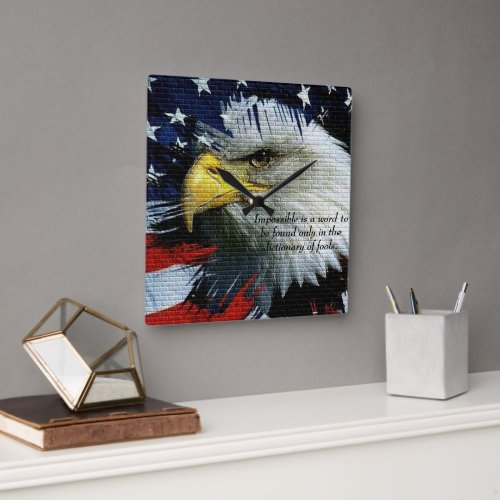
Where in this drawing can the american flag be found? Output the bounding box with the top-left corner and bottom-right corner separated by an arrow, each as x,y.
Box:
146,75 -> 351,325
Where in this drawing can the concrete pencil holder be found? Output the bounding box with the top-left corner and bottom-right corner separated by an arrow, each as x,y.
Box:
385,310 -> 468,400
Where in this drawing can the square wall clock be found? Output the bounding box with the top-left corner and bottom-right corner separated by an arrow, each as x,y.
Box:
146,75 -> 351,325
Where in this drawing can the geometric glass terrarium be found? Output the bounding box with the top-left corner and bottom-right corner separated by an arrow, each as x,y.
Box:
23,298 -> 145,411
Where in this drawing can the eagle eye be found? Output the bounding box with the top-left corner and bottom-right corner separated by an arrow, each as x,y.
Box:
249,149 -> 273,169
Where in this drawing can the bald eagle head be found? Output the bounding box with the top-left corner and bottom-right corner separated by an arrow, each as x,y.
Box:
180,95 -> 350,313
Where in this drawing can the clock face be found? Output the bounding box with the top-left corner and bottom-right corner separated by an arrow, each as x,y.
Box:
146,75 -> 351,326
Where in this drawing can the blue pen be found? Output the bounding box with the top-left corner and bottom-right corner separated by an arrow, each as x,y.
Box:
410,288 -> 420,314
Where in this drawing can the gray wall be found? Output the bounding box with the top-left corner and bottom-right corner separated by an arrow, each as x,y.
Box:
1,0 -> 499,402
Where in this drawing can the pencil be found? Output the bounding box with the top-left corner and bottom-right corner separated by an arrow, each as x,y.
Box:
385,285 -> 401,314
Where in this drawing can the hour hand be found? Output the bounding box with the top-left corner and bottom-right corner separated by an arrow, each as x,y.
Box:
216,168 -> 255,200
216,168 -> 273,215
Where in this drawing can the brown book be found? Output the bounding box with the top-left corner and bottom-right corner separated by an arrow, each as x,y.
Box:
0,394 -> 201,451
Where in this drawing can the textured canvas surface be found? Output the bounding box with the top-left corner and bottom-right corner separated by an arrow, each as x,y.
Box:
146,75 -> 351,325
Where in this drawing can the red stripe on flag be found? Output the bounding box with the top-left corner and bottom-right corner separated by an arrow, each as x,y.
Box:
146,275 -> 260,325
324,305 -> 342,314
146,234 -> 216,273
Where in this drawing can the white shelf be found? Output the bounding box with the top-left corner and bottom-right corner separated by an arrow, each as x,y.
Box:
2,370 -> 500,491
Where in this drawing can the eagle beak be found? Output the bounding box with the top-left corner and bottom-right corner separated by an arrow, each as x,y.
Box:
182,152 -> 243,233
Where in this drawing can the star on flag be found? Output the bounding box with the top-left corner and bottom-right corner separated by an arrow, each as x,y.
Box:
327,85 -> 336,94
191,77 -> 211,96
176,137 -> 187,149
194,133 -> 213,147
147,164 -> 164,186
147,121 -> 161,142
297,84 -> 311,109
165,107 -> 188,125
236,80 -> 248,89
148,77 -> 157,93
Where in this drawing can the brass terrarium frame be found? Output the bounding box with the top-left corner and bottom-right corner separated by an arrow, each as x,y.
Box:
23,298 -> 145,411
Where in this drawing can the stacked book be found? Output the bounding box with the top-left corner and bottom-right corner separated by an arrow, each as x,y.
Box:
0,395 -> 200,450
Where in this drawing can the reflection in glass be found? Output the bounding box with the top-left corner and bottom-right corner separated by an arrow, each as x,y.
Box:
30,335 -> 90,402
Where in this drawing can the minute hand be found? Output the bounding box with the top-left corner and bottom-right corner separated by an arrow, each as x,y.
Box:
262,160 -> 316,200
242,160 -> 316,216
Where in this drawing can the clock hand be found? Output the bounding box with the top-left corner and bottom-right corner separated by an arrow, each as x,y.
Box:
262,160 -> 316,200
216,168 -> 255,200
243,160 -> 316,215
217,168 -> 274,216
